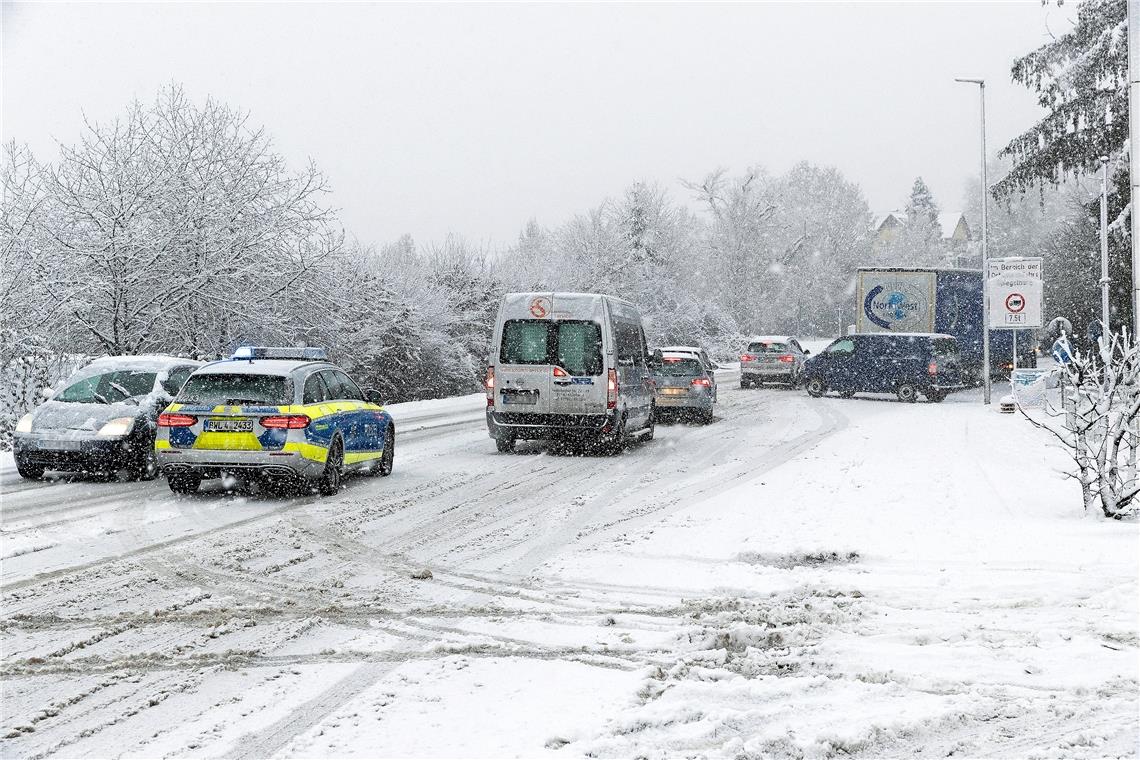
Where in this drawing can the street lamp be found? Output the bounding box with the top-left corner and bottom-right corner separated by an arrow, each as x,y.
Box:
956,77 -> 991,405
1100,156 -> 1111,339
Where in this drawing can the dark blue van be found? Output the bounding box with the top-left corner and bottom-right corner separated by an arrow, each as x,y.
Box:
801,333 -> 965,402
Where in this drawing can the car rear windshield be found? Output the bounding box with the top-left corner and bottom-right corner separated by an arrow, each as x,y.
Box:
500,319 -> 604,376
176,374 -> 291,406
658,358 -> 704,377
56,371 -> 158,404
747,341 -> 788,353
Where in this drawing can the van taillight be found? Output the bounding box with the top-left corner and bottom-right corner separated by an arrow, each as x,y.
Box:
927,361 -> 937,377
485,366 -> 495,407
553,366 -> 569,378
607,368 -> 618,409
158,413 -> 196,427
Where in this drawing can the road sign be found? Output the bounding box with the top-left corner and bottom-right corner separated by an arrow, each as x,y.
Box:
987,257 -> 1043,329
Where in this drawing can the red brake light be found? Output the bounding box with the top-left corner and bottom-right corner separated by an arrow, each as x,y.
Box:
691,377 -> 712,387
261,415 -> 311,429
777,354 -> 794,363
553,366 -> 569,378
607,368 -> 618,409
485,366 -> 495,407
158,412 -> 197,428
740,354 -> 757,362
928,361 -> 937,377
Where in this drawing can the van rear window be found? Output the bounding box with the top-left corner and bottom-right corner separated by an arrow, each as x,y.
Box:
501,320 -> 603,376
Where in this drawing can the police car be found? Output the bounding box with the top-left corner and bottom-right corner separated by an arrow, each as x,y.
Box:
155,347 -> 394,495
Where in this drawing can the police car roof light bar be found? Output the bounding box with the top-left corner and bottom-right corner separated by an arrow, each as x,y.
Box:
231,346 -> 328,362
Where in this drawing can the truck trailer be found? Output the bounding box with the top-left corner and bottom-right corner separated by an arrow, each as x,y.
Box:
854,267 -> 1035,379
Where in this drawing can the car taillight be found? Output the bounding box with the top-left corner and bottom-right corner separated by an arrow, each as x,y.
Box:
928,361 -> 937,377
691,377 -> 712,387
260,415 -> 311,429
485,366 -> 495,407
157,413 -> 197,427
607,368 -> 618,409
553,366 -> 569,378
740,354 -> 757,362
777,354 -> 794,363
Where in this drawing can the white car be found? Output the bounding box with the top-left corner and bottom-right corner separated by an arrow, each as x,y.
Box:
656,345 -> 719,370
739,336 -> 809,388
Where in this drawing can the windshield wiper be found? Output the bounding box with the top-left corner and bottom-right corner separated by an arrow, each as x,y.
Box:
92,392 -> 111,405
109,381 -> 133,399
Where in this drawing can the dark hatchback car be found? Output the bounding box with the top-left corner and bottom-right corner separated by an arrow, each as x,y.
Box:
801,333 -> 964,402
13,356 -> 202,480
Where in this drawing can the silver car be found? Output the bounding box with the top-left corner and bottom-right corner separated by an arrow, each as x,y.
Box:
651,352 -> 716,424
657,345 -> 720,371
739,336 -> 809,388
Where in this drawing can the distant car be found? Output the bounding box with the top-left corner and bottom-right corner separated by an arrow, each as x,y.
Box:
801,333 -> 965,402
12,355 -> 202,480
155,347 -> 394,495
651,352 -> 716,424
656,345 -> 719,370
739,336 -> 808,388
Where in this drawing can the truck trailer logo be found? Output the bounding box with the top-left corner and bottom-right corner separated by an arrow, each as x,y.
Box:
863,283 -> 929,330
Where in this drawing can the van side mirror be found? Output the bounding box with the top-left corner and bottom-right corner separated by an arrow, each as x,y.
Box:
365,389 -> 384,404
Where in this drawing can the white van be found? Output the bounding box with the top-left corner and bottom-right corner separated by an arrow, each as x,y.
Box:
485,292 -> 656,453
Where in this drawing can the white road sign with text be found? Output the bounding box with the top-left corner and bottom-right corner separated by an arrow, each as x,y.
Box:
987,257 -> 1043,329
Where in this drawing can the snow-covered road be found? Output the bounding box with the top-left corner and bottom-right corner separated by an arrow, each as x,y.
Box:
2,378 -> 1137,759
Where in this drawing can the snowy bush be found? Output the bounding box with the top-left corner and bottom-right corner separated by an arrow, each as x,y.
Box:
1026,331 -> 1140,519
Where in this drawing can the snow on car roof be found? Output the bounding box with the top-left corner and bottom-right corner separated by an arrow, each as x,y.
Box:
660,351 -> 703,360
195,359 -> 331,376
748,335 -> 796,343
658,345 -> 703,352
856,332 -> 956,339
84,354 -> 202,370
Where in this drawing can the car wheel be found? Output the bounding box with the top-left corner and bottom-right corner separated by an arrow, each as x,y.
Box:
378,426 -> 395,475
643,406 -> 656,441
805,376 -> 827,397
896,383 -> 918,403
601,414 -> 626,455
15,456 -> 45,480
318,438 -> 344,495
740,377 -> 752,390
132,448 -> 159,481
168,474 -> 201,494
701,408 -> 714,425
495,435 -> 516,453
927,390 -> 946,403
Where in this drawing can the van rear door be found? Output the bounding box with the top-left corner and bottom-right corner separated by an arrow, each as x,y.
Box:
496,318 -> 606,415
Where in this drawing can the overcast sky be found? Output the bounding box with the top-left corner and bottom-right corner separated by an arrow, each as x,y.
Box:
2,1 -> 1076,249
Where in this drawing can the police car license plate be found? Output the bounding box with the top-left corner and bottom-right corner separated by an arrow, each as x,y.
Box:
205,418 -> 254,432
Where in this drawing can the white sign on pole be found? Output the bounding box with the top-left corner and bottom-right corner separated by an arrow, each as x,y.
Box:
987,257 -> 1043,329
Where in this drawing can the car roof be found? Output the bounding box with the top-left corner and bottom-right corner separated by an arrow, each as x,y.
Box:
658,345 -> 703,353
193,359 -> 335,377
748,335 -> 797,343
84,355 -> 203,370
856,332 -> 955,340
661,351 -> 703,360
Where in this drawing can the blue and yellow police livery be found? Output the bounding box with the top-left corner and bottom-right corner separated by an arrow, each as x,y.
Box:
155,347 -> 394,495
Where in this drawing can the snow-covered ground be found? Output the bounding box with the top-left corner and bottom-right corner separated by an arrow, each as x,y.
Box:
1,377 -> 1136,758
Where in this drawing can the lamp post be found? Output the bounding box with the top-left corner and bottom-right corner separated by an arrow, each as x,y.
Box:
956,77 -> 991,404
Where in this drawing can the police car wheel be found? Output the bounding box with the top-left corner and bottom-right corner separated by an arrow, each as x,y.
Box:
168,475 -> 201,495
379,427 -> 395,476
319,439 -> 344,496
896,383 -> 918,403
